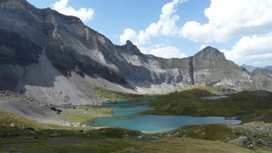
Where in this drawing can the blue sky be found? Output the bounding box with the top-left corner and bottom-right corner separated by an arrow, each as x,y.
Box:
27,0 -> 272,66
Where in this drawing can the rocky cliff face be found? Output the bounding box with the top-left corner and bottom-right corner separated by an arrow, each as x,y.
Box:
0,0 -> 265,105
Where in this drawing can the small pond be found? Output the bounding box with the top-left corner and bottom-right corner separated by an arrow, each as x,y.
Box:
201,95 -> 229,100
88,101 -> 241,133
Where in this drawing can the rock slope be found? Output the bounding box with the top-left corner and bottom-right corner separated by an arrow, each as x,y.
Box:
0,0 -> 266,105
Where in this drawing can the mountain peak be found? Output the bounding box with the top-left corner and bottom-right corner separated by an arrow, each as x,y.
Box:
125,40 -> 134,45
120,40 -> 143,56
201,46 -> 220,53
1,0 -> 32,9
194,46 -> 226,61
203,46 -> 214,50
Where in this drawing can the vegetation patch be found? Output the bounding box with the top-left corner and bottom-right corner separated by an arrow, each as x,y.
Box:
93,87 -> 147,102
58,107 -> 113,124
142,89 -> 272,123
173,124 -> 238,141
122,137 -> 271,153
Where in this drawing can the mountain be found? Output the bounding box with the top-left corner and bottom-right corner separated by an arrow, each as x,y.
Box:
265,66 -> 272,71
241,64 -> 257,72
242,64 -> 272,72
251,68 -> 272,91
0,0 -> 266,105
242,65 -> 272,91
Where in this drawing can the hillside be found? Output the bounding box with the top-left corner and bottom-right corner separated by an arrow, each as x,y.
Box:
251,68 -> 272,91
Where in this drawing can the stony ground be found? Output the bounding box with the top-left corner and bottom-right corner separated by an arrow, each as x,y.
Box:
0,93 -> 112,127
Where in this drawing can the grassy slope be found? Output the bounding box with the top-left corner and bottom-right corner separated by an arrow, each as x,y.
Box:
139,88 -> 272,122
57,106 -> 113,124
2,137 -> 271,153
3,137 -> 270,153
124,137 -> 271,153
0,110 -> 143,152
93,87 -> 146,102
0,110 -> 65,130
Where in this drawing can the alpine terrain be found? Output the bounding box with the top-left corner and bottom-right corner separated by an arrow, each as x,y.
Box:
1,1 -> 272,152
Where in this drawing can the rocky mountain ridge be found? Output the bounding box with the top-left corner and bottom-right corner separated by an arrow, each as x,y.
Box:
0,0 -> 268,105
242,64 -> 272,72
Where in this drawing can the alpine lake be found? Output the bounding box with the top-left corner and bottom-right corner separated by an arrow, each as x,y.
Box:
88,96 -> 241,133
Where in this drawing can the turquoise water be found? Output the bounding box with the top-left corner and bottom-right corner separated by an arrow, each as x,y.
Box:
201,95 -> 229,99
88,101 -> 241,133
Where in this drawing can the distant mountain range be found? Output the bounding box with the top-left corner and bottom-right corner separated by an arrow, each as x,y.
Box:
242,64 -> 272,72
0,0 -> 272,105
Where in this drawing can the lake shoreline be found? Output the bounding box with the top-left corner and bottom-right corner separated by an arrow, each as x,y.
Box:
88,101 -> 241,133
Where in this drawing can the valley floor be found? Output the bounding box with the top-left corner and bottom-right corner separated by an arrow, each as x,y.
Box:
1,87 -> 272,152
0,108 -> 272,153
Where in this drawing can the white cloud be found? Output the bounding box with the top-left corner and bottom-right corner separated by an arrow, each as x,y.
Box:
182,0 -> 272,42
119,0 -> 188,59
52,0 -> 95,22
139,45 -> 187,59
222,33 -> 272,66
120,29 -> 151,46
120,0 -> 187,45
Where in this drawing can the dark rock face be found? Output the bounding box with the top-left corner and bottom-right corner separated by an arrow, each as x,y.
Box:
0,0 -> 49,65
0,29 -> 42,65
0,0 -> 269,99
188,57 -> 195,85
0,67 -> 20,90
0,0 -> 127,84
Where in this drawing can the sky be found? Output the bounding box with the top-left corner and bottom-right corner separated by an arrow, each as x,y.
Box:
26,0 -> 272,66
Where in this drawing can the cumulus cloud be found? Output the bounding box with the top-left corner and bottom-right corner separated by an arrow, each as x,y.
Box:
120,0 -> 272,64
222,33 -> 272,66
120,0 -> 187,45
139,45 -> 187,59
182,0 -> 272,42
53,0 -> 95,22
120,29 -> 151,46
